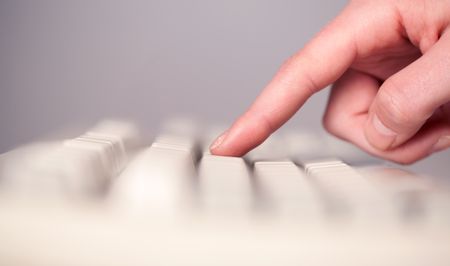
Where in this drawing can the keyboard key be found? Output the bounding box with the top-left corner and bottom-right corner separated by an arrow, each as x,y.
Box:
300,159 -> 394,223
361,167 -> 450,227
0,120 -> 141,199
87,119 -> 142,150
152,134 -> 199,159
64,138 -> 116,180
253,161 -> 322,222
109,134 -> 198,214
0,141 -> 115,199
1,118 -> 450,266
197,154 -> 253,215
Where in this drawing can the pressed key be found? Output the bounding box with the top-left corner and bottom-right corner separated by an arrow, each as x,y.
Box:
197,154 -> 253,215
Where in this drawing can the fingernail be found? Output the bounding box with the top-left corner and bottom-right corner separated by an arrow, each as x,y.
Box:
432,136 -> 450,153
210,131 -> 228,151
368,114 -> 397,150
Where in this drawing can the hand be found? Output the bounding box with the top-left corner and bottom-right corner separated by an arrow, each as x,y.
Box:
210,0 -> 450,164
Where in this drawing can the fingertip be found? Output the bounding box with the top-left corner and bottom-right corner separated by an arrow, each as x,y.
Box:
209,136 -> 247,157
209,130 -> 228,151
209,114 -> 273,157
209,130 -> 234,156
208,124 -> 251,157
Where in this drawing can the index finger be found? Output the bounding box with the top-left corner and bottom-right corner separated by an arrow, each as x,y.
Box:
210,10 -> 357,156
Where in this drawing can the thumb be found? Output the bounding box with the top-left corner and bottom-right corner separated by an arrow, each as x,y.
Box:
365,30 -> 450,151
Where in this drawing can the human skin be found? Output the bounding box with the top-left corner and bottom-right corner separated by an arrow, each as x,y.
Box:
210,0 -> 450,164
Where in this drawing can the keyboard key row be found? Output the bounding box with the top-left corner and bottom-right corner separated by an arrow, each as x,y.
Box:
0,120 -> 141,199
0,120 -> 449,227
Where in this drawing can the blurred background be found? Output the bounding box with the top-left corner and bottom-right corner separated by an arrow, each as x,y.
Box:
0,0 -> 448,177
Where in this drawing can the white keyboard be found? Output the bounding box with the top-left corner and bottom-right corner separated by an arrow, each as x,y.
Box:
0,119 -> 449,266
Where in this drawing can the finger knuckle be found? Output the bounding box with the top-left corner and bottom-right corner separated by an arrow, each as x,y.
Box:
378,80 -> 417,128
322,110 -> 345,138
322,112 -> 336,134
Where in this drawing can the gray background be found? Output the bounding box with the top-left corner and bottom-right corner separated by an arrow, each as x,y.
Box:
0,0 -> 448,177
